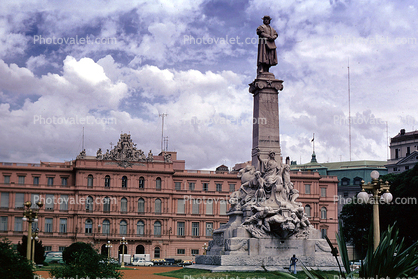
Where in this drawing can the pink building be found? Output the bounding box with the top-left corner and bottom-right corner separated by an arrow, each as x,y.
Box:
0,134 -> 338,260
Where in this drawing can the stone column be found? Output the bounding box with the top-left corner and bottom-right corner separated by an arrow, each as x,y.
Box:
249,72 -> 284,167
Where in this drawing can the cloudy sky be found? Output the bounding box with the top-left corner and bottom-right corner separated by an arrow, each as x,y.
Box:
0,0 -> 417,170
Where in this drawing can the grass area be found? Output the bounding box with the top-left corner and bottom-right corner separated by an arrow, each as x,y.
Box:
155,267 -> 341,279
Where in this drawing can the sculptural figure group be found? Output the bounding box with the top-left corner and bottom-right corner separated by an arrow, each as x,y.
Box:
230,150 -> 311,238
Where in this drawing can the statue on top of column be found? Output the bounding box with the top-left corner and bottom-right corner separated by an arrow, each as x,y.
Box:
257,15 -> 278,76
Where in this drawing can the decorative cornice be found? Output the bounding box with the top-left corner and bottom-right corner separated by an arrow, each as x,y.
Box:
249,78 -> 283,94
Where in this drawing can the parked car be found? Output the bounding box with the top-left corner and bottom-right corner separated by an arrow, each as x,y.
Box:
99,258 -> 120,265
132,258 -> 154,266
151,258 -> 166,265
178,260 -> 194,266
164,258 -> 176,265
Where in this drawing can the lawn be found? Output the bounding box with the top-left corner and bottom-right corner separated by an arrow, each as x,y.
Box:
155,267 -> 341,279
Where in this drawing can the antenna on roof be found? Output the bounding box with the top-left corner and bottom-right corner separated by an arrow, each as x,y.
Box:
159,113 -> 168,153
82,127 -> 85,151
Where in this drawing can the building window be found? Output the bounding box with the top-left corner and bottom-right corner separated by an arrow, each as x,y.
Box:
103,197 -> 110,212
177,199 -> 185,214
154,221 -> 161,236
1,192 -> 9,208
137,221 -> 144,236
206,201 -> 213,215
18,176 -> 25,184
4,176 -> 10,184
31,194 -> 40,208
305,184 -> 311,194
191,249 -> 199,255
0,216 -> 8,231
320,188 -> 326,197
121,198 -> 128,213
174,182 -> 181,190
14,217 -> 22,232
102,220 -> 110,235
192,222 -> 199,236
120,220 -> 127,235
61,177 -> 68,186
177,249 -> 185,255
86,196 -> 93,212
189,182 -> 195,191
139,177 -> 145,189
220,201 -> 227,215
321,207 -> 327,219
85,219 -> 93,234
344,192 -> 348,198
156,177 -> 162,190
216,183 -> 222,192
405,166 -> 410,170
203,183 -> 209,192
87,175 -> 93,187
341,177 -> 350,186
59,246 -> 66,252
155,199 -> 162,214
321,228 -> 327,239
122,176 -> 127,188
60,218 -> 67,233
395,149 -> 399,159
33,177 -> 39,185
47,177 -> 54,186
44,246 -> 52,253
229,184 -> 235,192
305,205 -> 311,217
393,167 -> 398,172
177,222 -> 185,236
45,194 -> 54,210
105,175 -> 110,188
60,195 -> 68,211
15,193 -> 24,209
154,247 -> 161,258
138,198 -> 145,213
353,177 -> 362,186
407,146 -> 411,156
45,218 -> 53,233
192,200 -> 199,214
206,222 -> 213,236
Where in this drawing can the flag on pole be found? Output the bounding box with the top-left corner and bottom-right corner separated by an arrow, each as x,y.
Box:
311,133 -> 315,142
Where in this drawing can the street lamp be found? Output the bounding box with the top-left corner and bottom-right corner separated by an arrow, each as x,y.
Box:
120,237 -> 128,267
357,170 -> 392,251
105,241 -> 112,262
202,243 -> 208,255
31,228 -> 39,264
22,201 -> 43,262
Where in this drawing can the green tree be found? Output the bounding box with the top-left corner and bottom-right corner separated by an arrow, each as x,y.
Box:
16,235 -> 45,265
0,238 -> 34,279
51,242 -> 122,279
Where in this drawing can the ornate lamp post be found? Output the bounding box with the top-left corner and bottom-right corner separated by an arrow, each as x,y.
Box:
31,228 -> 39,264
106,241 -> 112,262
22,201 -> 43,262
202,243 -> 208,255
120,237 -> 128,267
357,170 -> 393,251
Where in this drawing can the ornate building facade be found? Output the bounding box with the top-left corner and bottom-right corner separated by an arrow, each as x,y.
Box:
0,134 -> 338,260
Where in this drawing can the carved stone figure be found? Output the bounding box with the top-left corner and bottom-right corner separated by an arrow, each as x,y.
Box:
257,16 -> 278,75
96,148 -> 102,159
147,150 -> 154,162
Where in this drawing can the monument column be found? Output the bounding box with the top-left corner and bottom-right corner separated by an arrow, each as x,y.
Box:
249,73 -> 283,167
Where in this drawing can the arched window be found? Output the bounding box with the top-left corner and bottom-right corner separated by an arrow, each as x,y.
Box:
86,196 -> 93,212
103,197 -> 110,212
105,175 -> 110,188
85,219 -> 92,234
137,221 -> 144,236
305,205 -> 311,218
139,177 -> 145,189
120,220 -> 127,235
121,198 -> 127,213
154,221 -> 161,236
155,199 -> 161,214
154,246 -> 160,258
136,245 -> 145,254
87,175 -> 93,187
102,219 -> 110,235
321,207 -> 327,219
156,177 -> 161,190
122,176 -> 128,188
138,198 -> 145,213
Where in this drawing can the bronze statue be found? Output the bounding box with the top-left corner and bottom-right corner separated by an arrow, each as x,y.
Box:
257,16 -> 278,75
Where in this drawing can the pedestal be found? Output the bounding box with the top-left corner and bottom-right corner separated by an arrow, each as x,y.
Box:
249,73 -> 284,167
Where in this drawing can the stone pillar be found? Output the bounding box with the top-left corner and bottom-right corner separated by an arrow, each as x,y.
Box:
249,72 -> 284,167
